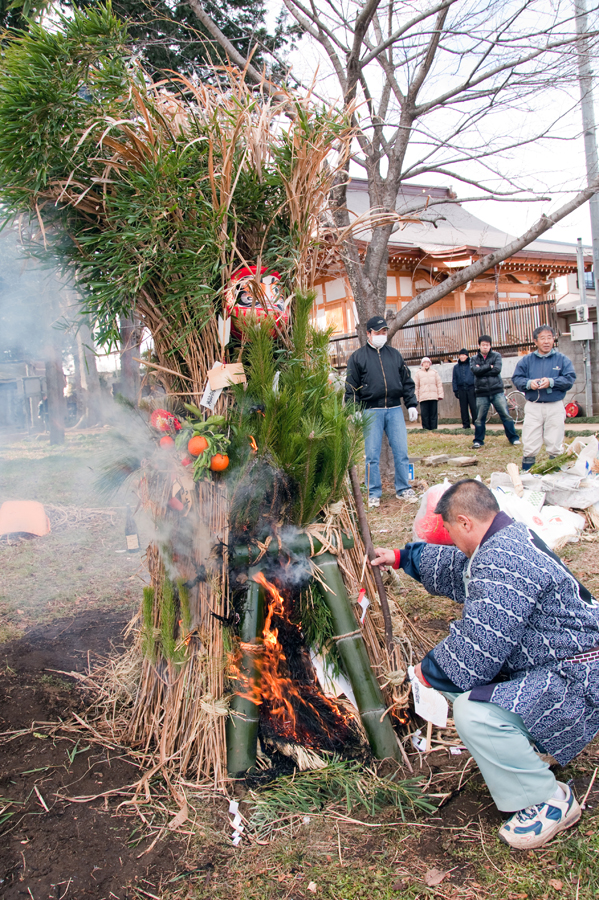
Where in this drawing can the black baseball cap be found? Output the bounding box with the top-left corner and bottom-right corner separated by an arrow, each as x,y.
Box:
458,348 -> 468,355
366,315 -> 389,331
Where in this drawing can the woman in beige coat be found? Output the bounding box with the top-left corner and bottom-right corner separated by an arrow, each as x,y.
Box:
413,357 -> 444,430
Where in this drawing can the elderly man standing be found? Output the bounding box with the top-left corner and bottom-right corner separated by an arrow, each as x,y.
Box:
512,325 -> 576,471
372,479 -> 599,849
344,315 -> 418,507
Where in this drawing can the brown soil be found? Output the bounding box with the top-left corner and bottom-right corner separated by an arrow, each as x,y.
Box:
0,610 -> 183,899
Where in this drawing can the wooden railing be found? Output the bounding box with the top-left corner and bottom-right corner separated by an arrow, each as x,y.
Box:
329,299 -> 558,368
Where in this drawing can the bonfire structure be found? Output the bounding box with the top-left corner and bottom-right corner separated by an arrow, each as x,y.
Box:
0,7 -> 433,792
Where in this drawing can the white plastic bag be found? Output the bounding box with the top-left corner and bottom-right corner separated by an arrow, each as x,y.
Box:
570,435 -> 599,478
492,487 -> 585,549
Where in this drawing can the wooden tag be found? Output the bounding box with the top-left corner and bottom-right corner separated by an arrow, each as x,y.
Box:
208,362 -> 246,390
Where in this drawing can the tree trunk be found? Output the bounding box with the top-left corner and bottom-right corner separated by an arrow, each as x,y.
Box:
45,349 -> 66,445
120,313 -> 141,403
77,316 -> 103,426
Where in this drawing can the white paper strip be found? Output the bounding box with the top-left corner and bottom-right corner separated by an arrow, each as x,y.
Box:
358,594 -> 370,624
218,315 -> 231,347
408,666 -> 448,727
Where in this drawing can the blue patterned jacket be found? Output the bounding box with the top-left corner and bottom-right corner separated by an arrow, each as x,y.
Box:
400,516 -> 599,764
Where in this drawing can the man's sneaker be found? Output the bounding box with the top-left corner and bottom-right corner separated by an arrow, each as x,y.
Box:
472,442 -> 482,449
522,456 -> 536,471
498,783 -> 581,850
396,488 -> 416,500
512,439 -> 521,446
368,496 -> 380,509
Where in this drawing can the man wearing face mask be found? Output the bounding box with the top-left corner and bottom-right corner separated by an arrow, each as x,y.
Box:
344,316 -> 418,507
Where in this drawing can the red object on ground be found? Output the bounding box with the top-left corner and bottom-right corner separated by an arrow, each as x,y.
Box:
413,484 -> 454,545
565,401 -> 580,418
415,512 -> 453,545
168,497 -> 184,511
181,457 -> 193,467
159,435 -> 175,447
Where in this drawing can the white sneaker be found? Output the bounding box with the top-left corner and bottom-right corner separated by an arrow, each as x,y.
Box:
513,439 -> 521,446
498,783 -> 581,850
368,496 -> 380,508
396,489 -> 416,500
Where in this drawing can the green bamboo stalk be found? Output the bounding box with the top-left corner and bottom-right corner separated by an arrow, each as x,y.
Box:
178,578 -> 191,634
141,585 -> 156,663
160,578 -> 177,661
315,552 -> 402,762
226,565 -> 266,777
231,530 -> 354,566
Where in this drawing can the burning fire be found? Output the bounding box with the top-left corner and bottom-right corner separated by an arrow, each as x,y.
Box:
249,435 -> 258,452
248,571 -> 356,751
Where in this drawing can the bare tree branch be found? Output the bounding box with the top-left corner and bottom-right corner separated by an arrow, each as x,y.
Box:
185,0 -> 599,333
186,0 -> 265,84
387,177 -> 599,336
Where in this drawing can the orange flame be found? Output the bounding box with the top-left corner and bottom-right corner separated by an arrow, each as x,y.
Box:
253,571 -> 298,732
248,571 -> 355,748
249,435 -> 258,452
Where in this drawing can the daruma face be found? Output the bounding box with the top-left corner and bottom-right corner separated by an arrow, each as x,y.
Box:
225,266 -> 288,336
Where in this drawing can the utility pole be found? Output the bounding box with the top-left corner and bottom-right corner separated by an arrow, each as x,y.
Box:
575,0 -> 599,382
576,238 -> 594,416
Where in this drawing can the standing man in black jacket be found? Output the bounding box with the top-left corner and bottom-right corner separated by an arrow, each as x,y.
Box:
344,316 -> 419,507
471,335 -> 520,449
452,349 -> 476,430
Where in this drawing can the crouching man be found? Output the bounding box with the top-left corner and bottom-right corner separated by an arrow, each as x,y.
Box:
372,479 -> 599,850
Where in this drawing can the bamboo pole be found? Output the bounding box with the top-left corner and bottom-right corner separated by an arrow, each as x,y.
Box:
226,564 -> 265,776
230,530 -> 354,566
349,465 -> 394,654
315,551 -> 402,762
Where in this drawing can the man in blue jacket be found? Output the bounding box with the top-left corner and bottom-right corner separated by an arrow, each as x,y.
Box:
452,348 -> 476,429
512,325 -> 576,471
344,316 -> 418,507
372,479 -> 599,850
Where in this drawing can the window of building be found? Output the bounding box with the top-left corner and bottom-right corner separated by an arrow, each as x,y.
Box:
576,270 -> 595,291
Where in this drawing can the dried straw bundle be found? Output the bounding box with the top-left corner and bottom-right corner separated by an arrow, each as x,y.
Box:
121,481 -> 230,785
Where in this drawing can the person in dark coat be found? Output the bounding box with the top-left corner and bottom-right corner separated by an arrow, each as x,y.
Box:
344,315 -> 418,507
470,335 -> 520,449
372,479 -> 599,850
452,349 -> 476,429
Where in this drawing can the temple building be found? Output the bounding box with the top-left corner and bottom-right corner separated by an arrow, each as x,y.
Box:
314,180 -> 598,413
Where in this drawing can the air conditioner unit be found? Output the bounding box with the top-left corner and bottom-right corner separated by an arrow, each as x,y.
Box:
576,304 -> 590,322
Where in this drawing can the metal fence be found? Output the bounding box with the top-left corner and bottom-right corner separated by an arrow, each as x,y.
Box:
329,299 -> 558,368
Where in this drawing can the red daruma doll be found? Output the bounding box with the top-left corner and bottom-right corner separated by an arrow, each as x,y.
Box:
412,480 -> 454,545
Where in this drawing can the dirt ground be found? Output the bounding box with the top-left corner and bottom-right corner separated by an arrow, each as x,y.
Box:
3,429 -> 599,900
0,609 -> 188,898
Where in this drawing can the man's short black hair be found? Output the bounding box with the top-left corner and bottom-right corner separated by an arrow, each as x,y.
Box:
478,334 -> 492,345
435,479 -> 499,523
533,324 -> 555,341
